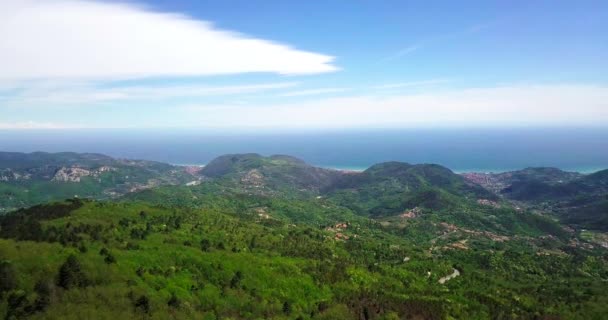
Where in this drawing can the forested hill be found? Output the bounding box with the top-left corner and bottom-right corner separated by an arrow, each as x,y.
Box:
462,167 -> 608,231
0,152 -> 607,318
3,151 -> 607,231
0,152 -> 115,169
0,151 -> 194,212
325,161 -> 497,217
198,153 -> 344,193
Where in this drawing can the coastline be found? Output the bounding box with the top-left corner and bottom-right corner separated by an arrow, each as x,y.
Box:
325,165 -> 607,174
173,162 -> 605,174
323,165 -> 606,174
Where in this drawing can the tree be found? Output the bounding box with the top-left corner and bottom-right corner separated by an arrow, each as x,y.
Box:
33,279 -> 54,311
134,295 -> 151,314
200,239 -> 211,252
0,260 -> 17,295
167,293 -> 180,308
136,266 -> 145,277
249,236 -> 257,250
283,301 -> 292,315
104,254 -> 116,264
230,271 -> 243,289
6,290 -> 31,319
99,247 -> 110,256
57,255 -> 87,289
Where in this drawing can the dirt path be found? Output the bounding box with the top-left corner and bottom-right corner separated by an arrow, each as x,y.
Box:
438,269 -> 460,284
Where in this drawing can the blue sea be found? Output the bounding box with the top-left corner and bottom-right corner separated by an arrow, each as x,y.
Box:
0,128 -> 607,173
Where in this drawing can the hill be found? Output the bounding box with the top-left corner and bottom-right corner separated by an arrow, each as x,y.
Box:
128,155 -> 569,237
0,151 -> 194,212
327,161 -> 497,216
463,168 -> 608,231
461,167 -> 583,196
1,153 -> 607,318
197,154 -> 498,215
198,153 -> 343,195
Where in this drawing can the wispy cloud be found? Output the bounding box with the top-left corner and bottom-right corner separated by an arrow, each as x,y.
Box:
373,79 -> 450,89
5,84 -> 606,129
381,45 -> 421,62
176,85 -> 608,129
380,19 -> 500,64
1,81 -> 298,106
278,88 -> 349,97
0,0 -> 337,80
0,121 -> 83,129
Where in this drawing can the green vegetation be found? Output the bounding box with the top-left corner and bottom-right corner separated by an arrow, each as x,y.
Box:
0,198 -> 606,319
326,161 -> 496,216
199,153 -> 343,194
467,167 -> 608,231
0,153 -> 607,319
0,152 -> 193,212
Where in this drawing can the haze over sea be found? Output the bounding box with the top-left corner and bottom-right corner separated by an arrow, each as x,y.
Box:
1,128 -> 607,173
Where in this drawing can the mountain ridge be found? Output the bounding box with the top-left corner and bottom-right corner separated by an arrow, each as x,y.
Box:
2,151 -> 607,231
0,151 -> 607,319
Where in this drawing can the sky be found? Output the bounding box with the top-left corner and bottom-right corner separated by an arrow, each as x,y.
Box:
0,0 -> 607,130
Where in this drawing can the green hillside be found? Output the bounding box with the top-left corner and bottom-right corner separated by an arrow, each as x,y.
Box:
1,198 -> 606,319
464,168 -> 608,231
1,153 -> 607,319
326,162 -> 497,216
199,153 -> 343,195
0,152 -> 194,212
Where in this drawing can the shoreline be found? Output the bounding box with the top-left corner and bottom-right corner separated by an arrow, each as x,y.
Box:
323,165 -> 606,174
172,162 -> 605,174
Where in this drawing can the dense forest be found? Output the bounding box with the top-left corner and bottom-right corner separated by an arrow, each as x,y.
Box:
0,152 -> 607,319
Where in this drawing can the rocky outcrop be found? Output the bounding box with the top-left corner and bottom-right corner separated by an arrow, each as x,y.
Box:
241,169 -> 264,187
52,167 -> 93,182
51,166 -> 117,182
0,169 -> 32,181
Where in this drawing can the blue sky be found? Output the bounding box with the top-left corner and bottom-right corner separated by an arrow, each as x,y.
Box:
0,0 -> 607,129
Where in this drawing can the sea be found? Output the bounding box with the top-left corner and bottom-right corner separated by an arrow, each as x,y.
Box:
1,128 -> 607,173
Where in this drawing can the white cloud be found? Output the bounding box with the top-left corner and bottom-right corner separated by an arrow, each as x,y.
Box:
1,81 -> 298,106
179,84 -> 608,129
278,88 -> 348,97
0,0 -> 337,80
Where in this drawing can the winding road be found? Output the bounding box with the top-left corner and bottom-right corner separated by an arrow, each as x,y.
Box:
438,269 -> 460,284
